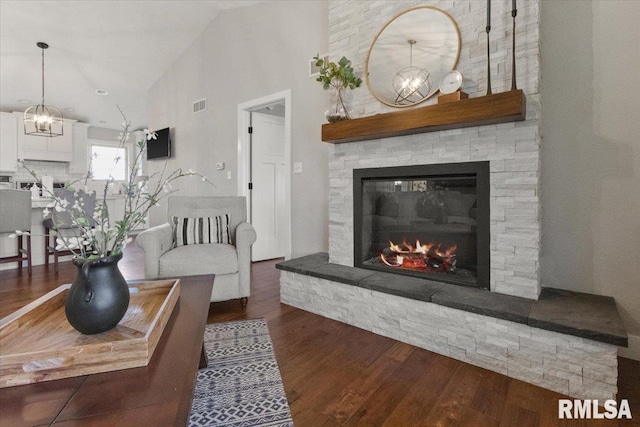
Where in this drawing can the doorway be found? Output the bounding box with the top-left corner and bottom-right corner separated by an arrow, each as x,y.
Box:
238,90 -> 292,261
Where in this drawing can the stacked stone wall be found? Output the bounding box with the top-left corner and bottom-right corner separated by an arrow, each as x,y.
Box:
327,0 -> 542,299
281,271 -> 618,401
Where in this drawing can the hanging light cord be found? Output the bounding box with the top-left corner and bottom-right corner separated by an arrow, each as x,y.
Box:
41,46 -> 45,105
408,40 -> 416,68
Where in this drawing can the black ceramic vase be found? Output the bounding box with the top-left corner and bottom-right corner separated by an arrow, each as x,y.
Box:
65,252 -> 130,335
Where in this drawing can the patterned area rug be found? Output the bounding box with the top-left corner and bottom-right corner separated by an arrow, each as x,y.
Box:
189,319 -> 294,427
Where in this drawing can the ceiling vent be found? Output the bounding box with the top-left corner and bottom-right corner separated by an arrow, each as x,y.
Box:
193,98 -> 206,114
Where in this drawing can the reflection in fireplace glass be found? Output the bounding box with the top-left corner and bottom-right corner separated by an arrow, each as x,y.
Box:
357,168 -> 486,287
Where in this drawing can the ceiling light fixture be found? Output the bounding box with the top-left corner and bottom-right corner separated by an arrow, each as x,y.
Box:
95,89 -> 109,96
392,39 -> 432,106
24,42 -> 64,137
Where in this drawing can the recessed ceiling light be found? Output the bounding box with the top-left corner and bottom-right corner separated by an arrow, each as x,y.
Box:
64,107 -> 75,113
95,89 -> 109,96
18,99 -> 32,105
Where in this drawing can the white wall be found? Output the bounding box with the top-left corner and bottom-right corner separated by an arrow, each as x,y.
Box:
540,0 -> 640,359
146,1 -> 329,258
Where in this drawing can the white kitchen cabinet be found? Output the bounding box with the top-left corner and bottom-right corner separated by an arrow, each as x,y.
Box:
103,196 -> 125,225
69,122 -> 91,175
0,112 -> 18,172
13,112 -> 76,162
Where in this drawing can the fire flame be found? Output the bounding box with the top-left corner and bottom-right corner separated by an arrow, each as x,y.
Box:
381,254 -> 403,267
380,239 -> 457,273
435,243 -> 457,258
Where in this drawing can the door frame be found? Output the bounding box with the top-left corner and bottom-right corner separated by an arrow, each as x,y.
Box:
237,89 -> 292,260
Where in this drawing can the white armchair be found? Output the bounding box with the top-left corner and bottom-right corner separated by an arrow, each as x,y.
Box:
136,196 -> 256,309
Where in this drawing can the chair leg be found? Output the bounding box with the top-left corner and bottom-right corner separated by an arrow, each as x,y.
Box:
44,228 -> 50,269
26,234 -> 32,276
18,235 -> 23,272
240,297 -> 248,311
54,244 -> 59,273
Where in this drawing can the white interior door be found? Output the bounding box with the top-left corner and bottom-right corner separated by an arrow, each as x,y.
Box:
251,112 -> 286,261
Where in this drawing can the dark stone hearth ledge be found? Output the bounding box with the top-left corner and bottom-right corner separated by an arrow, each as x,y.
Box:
276,253 -> 628,347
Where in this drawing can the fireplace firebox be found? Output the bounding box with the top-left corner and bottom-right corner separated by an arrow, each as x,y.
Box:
354,162 -> 490,288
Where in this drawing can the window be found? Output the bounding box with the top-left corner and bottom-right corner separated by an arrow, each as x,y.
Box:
91,145 -> 127,181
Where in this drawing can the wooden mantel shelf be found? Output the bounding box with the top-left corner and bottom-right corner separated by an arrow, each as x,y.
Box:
322,89 -> 526,144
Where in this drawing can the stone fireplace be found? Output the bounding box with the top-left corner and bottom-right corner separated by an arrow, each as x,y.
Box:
325,0 -> 542,301
277,0 -> 626,402
330,122 -> 541,301
354,162 -> 490,289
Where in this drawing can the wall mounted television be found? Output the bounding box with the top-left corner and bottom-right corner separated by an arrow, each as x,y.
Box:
147,127 -> 171,160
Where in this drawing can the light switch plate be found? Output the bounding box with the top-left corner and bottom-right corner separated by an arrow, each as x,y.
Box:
226,171 -> 232,180
294,162 -> 303,174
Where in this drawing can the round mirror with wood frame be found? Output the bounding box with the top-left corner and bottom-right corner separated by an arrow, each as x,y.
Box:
366,6 -> 461,108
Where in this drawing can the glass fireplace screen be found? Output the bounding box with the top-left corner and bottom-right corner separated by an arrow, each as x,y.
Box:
354,162 -> 489,288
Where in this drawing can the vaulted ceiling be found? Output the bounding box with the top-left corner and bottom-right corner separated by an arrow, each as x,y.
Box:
0,1 -> 262,131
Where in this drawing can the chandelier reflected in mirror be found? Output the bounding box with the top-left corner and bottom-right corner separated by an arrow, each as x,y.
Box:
24,42 -> 63,137
392,39 -> 432,106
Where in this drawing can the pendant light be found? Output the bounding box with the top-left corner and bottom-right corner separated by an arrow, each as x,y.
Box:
392,40 -> 432,106
24,42 -> 64,137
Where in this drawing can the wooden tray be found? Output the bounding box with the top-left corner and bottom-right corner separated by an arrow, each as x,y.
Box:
0,279 -> 180,388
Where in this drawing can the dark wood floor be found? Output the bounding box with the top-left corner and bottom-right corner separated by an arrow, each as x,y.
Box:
1,244 -> 639,426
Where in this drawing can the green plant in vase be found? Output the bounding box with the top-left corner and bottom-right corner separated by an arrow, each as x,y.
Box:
313,54 -> 362,123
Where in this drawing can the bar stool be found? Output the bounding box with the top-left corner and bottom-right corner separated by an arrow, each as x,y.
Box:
0,189 -> 32,275
43,188 -> 96,272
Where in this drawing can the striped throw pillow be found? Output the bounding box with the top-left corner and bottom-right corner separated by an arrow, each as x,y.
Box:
171,215 -> 231,246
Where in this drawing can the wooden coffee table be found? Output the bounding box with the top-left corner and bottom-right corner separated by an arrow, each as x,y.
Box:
0,274 -> 213,426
